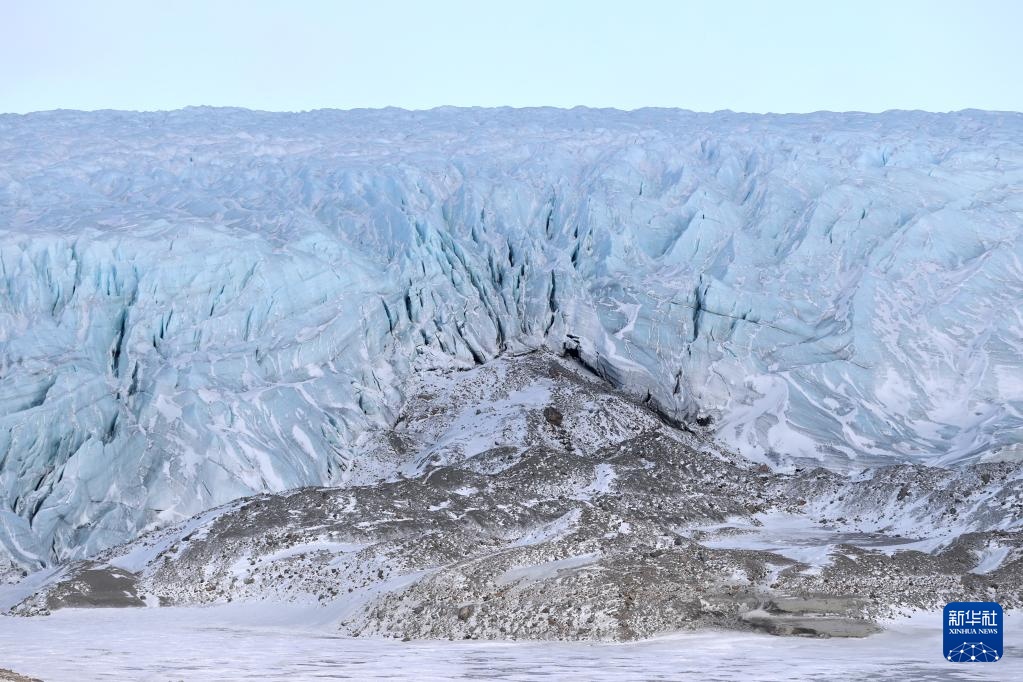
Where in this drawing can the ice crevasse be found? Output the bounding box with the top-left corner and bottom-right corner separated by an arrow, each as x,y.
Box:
0,107 -> 1021,575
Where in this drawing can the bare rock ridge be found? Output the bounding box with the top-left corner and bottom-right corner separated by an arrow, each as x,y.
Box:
11,352 -> 1022,641
0,669 -> 42,682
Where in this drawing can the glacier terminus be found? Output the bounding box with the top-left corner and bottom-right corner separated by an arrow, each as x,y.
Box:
0,107 -> 1021,579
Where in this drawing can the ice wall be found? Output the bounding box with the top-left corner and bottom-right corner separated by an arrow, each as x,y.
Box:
1,107 -> 1021,574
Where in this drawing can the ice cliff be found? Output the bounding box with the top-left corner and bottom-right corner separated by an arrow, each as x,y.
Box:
1,107 -> 1021,574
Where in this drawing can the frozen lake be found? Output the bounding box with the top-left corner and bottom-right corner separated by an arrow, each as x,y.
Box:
0,606 -> 1018,681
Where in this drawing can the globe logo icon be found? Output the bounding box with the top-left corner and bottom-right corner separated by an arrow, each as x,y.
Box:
947,642 -> 1000,663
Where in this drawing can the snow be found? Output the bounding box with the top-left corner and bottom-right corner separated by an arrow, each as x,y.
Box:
106,501 -> 244,573
497,552 -> 601,586
256,540 -> 369,566
0,606 -> 1019,681
511,509 -> 581,547
397,370 -> 554,476
290,424 -> 318,459
589,464 -> 616,495
572,463 -> 617,500
688,511 -> 927,573
1,107 -> 1021,572
973,546 -> 1012,575
0,566 -> 65,612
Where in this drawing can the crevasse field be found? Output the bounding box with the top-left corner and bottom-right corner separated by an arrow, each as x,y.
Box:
1,108 -> 1020,573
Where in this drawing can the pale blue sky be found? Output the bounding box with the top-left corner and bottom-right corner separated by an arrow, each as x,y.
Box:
1,0 -> 1020,114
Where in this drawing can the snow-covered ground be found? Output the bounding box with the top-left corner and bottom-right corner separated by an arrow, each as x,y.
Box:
0,606 -> 1018,681
688,511 -> 924,573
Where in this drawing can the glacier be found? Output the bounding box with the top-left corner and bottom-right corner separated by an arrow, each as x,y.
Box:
0,107 -> 1021,575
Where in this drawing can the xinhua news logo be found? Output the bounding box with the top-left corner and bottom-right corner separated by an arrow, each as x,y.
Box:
944,602 -> 1003,663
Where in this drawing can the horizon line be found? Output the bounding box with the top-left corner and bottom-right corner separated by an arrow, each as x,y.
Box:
3,104 -> 1022,118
